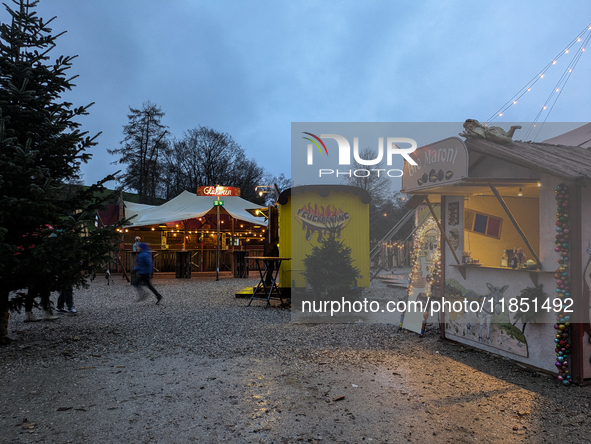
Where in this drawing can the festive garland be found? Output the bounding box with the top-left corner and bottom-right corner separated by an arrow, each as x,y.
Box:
408,217 -> 441,296
554,184 -> 571,385
400,217 -> 441,331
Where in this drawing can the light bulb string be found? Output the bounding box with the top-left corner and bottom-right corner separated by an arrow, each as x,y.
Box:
486,23 -> 591,124
524,30 -> 591,140
488,59 -> 556,122
487,23 -> 590,122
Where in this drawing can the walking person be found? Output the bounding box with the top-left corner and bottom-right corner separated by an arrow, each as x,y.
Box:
24,286 -> 58,322
132,243 -> 163,304
57,286 -> 77,315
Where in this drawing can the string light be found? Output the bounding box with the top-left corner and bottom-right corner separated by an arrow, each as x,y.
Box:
486,22 -> 591,126
526,26 -> 591,140
407,217 -> 441,299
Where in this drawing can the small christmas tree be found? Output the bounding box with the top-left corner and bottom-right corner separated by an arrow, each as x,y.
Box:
302,231 -> 360,297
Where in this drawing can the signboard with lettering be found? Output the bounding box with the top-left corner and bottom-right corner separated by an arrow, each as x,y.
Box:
295,202 -> 351,242
196,186 -> 241,197
401,137 -> 468,193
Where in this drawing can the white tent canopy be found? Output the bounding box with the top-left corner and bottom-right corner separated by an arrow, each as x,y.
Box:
124,201 -> 155,224
543,122 -> 591,149
124,190 -> 266,227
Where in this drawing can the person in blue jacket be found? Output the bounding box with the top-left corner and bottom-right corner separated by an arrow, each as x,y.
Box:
132,243 -> 163,304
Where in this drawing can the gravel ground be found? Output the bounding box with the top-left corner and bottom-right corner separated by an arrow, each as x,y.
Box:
1,274 -> 591,443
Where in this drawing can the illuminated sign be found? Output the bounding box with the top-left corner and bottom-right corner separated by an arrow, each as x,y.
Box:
196,186 -> 240,197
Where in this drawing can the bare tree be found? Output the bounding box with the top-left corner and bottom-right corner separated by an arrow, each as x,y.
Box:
160,137 -> 188,200
227,157 -> 265,203
160,126 -> 265,203
343,147 -> 391,207
343,148 -> 408,244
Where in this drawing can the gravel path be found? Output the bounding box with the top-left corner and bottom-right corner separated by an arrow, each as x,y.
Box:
1,275 -> 591,443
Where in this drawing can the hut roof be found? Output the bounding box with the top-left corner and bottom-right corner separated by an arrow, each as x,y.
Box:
277,185 -> 372,205
464,137 -> 591,181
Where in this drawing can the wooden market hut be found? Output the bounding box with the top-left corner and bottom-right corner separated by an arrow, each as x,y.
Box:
401,125 -> 591,384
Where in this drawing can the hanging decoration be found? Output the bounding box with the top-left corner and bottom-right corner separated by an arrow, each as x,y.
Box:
554,183 -> 571,386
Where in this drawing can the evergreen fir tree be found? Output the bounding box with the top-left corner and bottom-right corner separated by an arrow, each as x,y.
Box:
302,232 -> 360,296
0,0 -> 121,344
108,101 -> 168,204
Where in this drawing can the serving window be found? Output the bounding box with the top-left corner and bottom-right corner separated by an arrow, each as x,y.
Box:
460,184 -> 540,268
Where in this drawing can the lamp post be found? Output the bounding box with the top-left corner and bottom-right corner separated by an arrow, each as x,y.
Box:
212,194 -> 226,281
216,196 -> 220,281
255,184 -> 280,204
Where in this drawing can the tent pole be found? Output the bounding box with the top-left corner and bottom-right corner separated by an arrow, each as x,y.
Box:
231,217 -> 235,275
216,201 -> 220,281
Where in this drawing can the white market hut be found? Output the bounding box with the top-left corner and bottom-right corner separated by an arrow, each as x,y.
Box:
401,124 -> 591,385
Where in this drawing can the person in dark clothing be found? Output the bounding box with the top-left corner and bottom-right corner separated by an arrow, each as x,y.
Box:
24,287 -> 58,322
57,286 -> 77,314
132,243 -> 163,304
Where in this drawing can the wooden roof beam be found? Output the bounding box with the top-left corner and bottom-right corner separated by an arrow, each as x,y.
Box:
488,183 -> 542,268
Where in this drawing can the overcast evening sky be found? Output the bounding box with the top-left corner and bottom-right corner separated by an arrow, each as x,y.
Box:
10,1 -> 591,188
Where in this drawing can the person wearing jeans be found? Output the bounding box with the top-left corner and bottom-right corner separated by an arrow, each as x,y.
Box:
132,243 -> 163,304
57,287 -> 77,314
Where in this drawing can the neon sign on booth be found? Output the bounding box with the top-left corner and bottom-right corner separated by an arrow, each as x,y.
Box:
196,186 -> 241,197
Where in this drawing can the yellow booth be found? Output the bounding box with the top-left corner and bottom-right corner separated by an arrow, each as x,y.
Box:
276,185 -> 371,291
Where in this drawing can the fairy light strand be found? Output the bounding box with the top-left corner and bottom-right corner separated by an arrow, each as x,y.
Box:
486,23 -> 591,126
525,30 -> 591,141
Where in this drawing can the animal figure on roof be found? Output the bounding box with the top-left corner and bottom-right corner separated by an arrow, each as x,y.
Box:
459,119 -> 522,144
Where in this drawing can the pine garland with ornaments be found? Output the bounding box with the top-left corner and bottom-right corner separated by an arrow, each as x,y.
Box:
554,184 -> 571,385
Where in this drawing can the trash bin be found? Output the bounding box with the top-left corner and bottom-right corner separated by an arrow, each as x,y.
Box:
175,251 -> 192,278
233,250 -> 248,278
